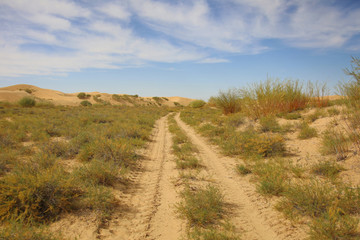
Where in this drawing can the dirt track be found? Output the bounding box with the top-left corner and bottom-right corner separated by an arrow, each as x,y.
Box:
98,114 -> 307,240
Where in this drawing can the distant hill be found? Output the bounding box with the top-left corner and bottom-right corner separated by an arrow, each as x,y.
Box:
0,84 -> 195,107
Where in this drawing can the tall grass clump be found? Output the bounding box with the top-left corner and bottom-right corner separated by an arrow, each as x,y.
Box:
0,163 -> 82,223
176,185 -> 224,226
18,97 -> 36,107
338,56 -> 360,108
307,81 -> 329,108
189,100 -> 206,108
213,89 -> 242,115
240,79 -> 309,118
298,122 -> 317,139
321,129 -> 349,160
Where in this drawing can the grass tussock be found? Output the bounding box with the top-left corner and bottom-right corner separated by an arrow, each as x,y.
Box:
176,185 -> 224,227
298,122 -> 317,139
212,89 -> 242,115
310,160 -> 344,179
321,129 -> 349,160
0,221 -> 60,240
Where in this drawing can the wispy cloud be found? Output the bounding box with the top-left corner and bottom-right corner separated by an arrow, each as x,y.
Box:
0,0 -> 359,77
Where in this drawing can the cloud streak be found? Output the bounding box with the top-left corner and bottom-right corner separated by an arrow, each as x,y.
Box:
0,0 -> 359,77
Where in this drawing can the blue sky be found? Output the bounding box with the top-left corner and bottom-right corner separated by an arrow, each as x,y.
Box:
1,0 -> 360,100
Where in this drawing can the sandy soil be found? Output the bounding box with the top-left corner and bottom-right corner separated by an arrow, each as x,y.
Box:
97,115 -> 185,240
174,113 -> 308,240
0,84 -> 194,106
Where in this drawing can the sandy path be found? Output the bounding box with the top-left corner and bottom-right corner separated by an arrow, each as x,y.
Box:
175,113 -> 307,240
99,115 -> 184,240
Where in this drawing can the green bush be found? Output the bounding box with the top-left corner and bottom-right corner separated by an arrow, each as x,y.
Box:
298,122 -> 317,139
310,161 -> 343,179
19,97 -> 36,107
176,185 -> 224,226
213,89 -> 242,115
0,164 -> 82,223
80,100 -> 92,107
259,116 -> 282,133
0,222 -> 60,240
77,92 -> 90,99
189,100 -> 206,108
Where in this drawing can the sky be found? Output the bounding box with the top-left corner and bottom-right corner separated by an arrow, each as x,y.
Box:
1,0 -> 360,100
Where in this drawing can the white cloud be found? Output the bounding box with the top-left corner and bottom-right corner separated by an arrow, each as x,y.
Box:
198,58 -> 229,64
0,0 -> 359,78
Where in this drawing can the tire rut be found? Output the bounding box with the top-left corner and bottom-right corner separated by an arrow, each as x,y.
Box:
175,113 -> 307,240
99,115 -> 184,240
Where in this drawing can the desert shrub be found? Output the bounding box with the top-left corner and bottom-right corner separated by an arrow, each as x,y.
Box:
176,185 -> 224,226
81,185 -> 116,217
307,81 -> 330,108
24,88 -> 33,94
310,161 -> 343,179
40,141 -> 70,159
298,122 -> 317,139
79,138 -> 136,167
224,113 -> 245,127
0,164 -> 82,223
18,97 -> 36,107
238,131 -> 285,157
327,107 -> 340,116
74,159 -> 120,186
213,89 -> 242,115
236,164 -> 251,175
252,160 -> 288,196
80,100 -> 92,107
277,181 -> 337,218
0,222 -> 60,240
321,129 -> 349,160
306,109 -> 325,123
259,116 -> 282,133
190,100 -> 206,108
338,56 -> 360,108
309,208 -> 359,240
176,157 -> 201,169
240,79 -> 309,118
77,92 -> 89,99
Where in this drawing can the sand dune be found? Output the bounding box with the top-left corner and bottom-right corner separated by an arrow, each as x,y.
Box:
0,84 -> 195,107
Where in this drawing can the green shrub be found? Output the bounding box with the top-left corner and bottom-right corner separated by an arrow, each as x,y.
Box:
0,164 -> 82,223
298,122 -> 317,139
189,100 -> 206,108
80,100 -> 92,107
19,97 -> 36,107
74,159 -> 120,186
213,89 -> 242,115
81,185 -> 116,218
259,116 -> 282,133
310,161 -> 343,179
309,208 -> 359,240
176,185 -> 224,226
77,92 -> 90,99
279,112 -> 302,120
321,129 -> 349,160
236,164 -> 251,175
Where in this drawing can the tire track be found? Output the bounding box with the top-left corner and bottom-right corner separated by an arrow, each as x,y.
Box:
99,115 -> 184,240
175,113 -> 307,240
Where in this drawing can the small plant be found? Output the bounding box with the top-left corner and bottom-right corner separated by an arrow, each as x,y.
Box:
298,122 -> 317,139
176,157 -> 201,169
309,207 -> 359,240
327,107 -> 340,116
18,97 -> 36,107
259,116 -> 282,133
236,164 -> 251,175
311,161 -> 343,179
80,100 -> 92,107
176,185 -> 224,226
0,222 -> 60,240
189,100 -> 206,108
279,112 -> 302,120
24,88 -> 33,94
77,92 -> 90,99
321,129 -> 349,160
213,89 -> 242,115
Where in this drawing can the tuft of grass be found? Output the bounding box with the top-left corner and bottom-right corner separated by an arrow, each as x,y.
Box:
309,207 -> 359,240
327,107 -> 340,116
321,129 -> 349,160
310,161 -> 344,179
236,164 -> 251,175
176,185 -> 224,226
188,224 -> 240,240
0,163 -> 82,223
298,122 -> 317,139
176,157 -> 201,169
189,100 -> 206,108
279,111 -> 302,120
74,159 -> 120,186
80,100 -> 92,107
259,116 -> 282,133
18,97 -> 36,107
213,89 -> 242,115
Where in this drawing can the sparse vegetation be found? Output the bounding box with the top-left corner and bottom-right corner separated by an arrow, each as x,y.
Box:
80,100 -> 92,106
77,92 -> 90,99
189,100 -> 206,108
213,89 -> 242,115
19,97 -> 36,107
298,122 -> 317,139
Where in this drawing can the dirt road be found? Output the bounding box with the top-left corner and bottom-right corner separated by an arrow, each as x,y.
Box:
174,113 -> 307,240
99,115 -> 184,240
